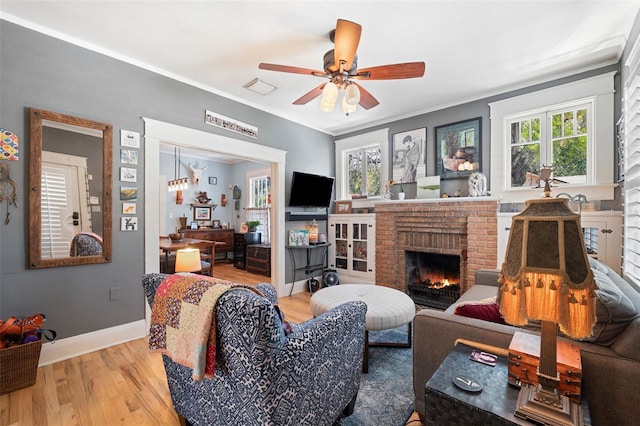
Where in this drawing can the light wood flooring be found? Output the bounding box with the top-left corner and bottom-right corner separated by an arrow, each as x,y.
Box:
0,263 -> 424,426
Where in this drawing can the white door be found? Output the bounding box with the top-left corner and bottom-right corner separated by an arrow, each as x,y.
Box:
41,151 -> 90,258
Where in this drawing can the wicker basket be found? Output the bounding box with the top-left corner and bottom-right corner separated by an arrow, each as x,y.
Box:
0,336 -> 43,395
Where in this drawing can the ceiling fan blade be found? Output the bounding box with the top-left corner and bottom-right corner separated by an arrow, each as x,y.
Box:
353,62 -> 426,80
293,84 -> 326,105
259,63 -> 326,77
333,19 -> 362,72
352,82 -> 379,110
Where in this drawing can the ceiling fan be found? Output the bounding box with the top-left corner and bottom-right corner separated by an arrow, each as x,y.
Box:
258,19 -> 425,113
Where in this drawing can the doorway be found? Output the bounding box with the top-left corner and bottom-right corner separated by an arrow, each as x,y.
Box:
143,118 -> 286,296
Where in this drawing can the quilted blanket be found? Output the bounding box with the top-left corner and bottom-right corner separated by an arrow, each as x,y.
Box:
149,274 -> 257,380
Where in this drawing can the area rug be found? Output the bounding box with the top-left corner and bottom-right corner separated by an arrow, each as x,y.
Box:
336,324 -> 414,426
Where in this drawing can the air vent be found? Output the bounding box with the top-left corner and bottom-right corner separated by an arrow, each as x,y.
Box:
243,78 -> 276,95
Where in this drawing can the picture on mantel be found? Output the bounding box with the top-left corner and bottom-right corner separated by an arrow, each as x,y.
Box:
392,128 -> 426,183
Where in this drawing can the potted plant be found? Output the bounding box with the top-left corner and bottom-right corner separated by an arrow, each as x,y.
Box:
398,179 -> 406,200
246,220 -> 260,232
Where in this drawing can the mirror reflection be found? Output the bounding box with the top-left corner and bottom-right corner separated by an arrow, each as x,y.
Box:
29,108 -> 113,268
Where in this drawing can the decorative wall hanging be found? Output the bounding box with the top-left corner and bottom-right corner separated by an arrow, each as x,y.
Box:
205,110 -> 258,139
435,117 -> 481,179
1,128 -> 19,161
120,149 -> 138,165
120,129 -> 140,148
392,128 -> 426,183
0,162 -> 18,224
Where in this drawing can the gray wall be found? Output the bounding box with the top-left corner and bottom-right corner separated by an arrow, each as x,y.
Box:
0,21 -> 334,335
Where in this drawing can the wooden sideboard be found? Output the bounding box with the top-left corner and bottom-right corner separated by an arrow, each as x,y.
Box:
184,228 -> 234,262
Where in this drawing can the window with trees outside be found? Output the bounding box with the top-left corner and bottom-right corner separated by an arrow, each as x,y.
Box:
509,103 -> 590,188
489,72 -> 615,203
346,147 -> 382,197
335,128 -> 389,201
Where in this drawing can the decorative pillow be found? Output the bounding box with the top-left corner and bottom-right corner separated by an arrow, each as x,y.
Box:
454,296 -> 505,324
585,268 -> 638,345
521,265 -> 639,345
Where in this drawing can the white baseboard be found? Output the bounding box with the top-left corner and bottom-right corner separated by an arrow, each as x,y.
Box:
39,320 -> 147,366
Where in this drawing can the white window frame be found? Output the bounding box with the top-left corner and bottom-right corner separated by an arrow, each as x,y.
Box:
506,101 -> 593,187
335,128 -> 389,201
246,167 -> 271,243
623,36 -> 640,289
489,72 -> 616,203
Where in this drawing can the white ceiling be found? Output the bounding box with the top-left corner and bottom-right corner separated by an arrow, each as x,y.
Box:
1,1 -> 639,137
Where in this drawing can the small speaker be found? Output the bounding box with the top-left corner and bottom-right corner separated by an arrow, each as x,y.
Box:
323,269 -> 339,287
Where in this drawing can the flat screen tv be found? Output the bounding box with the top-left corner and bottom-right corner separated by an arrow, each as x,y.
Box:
289,171 -> 334,208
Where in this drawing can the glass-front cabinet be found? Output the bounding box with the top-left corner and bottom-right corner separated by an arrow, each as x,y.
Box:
328,213 -> 375,283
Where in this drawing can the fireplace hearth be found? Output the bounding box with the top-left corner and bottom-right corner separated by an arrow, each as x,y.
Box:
375,199 -> 498,296
407,283 -> 460,310
406,251 -> 462,309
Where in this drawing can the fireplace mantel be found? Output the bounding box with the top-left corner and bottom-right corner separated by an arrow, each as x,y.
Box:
375,199 -> 499,294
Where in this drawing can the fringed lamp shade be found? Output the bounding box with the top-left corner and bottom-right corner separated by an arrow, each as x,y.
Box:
497,197 -> 597,339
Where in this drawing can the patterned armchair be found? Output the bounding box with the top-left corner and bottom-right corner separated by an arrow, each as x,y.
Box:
142,273 -> 367,426
69,232 -> 103,256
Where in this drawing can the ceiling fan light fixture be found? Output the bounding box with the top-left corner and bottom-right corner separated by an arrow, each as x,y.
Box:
342,96 -> 357,115
320,81 -> 338,112
345,83 -> 360,105
320,97 -> 336,112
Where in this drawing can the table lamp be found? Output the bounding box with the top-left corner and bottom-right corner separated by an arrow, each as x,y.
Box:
175,248 -> 202,273
497,190 -> 596,426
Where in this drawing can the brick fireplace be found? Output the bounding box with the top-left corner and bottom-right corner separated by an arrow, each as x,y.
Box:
375,199 -> 499,295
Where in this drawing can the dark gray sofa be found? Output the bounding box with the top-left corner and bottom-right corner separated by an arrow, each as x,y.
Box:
413,258 -> 640,426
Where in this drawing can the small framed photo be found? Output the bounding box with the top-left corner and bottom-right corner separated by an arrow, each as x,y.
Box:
190,221 -> 198,230
120,129 -> 140,148
193,206 -> 211,221
335,200 -> 352,214
120,149 -> 138,165
120,167 -> 137,182
212,220 -> 221,229
240,223 -> 249,233
208,176 -> 217,185
122,202 -> 136,215
120,216 -> 138,231
120,186 -> 137,201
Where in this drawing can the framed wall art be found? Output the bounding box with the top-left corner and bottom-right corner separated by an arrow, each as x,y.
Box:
392,127 -> 426,183
435,117 -> 481,179
335,200 -> 352,214
193,206 -> 212,221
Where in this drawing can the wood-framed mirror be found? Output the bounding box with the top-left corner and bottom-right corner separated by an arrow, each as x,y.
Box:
29,108 -> 113,268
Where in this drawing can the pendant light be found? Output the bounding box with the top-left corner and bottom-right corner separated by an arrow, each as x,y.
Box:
168,147 -> 190,192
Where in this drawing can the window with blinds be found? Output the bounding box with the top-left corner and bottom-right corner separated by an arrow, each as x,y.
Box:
624,38 -> 640,289
40,151 -> 91,259
245,207 -> 269,243
246,174 -> 270,243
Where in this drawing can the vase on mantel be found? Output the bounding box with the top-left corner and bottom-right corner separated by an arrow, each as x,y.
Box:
398,192 -> 406,200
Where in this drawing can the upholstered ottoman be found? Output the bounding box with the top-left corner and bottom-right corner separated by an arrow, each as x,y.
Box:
310,284 -> 416,372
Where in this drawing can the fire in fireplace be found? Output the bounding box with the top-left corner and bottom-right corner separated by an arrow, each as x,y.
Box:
406,251 -> 463,310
